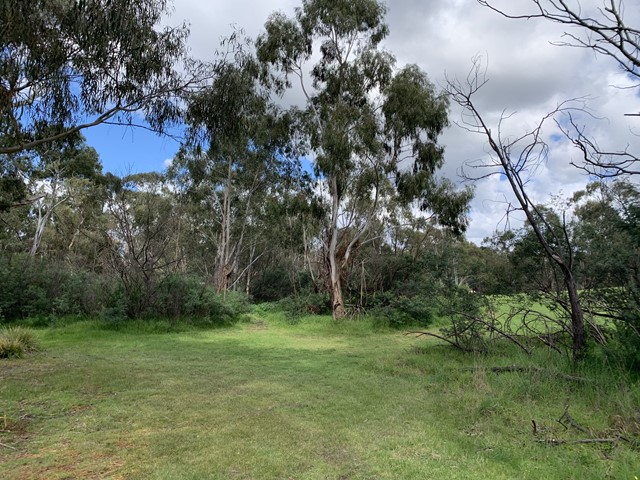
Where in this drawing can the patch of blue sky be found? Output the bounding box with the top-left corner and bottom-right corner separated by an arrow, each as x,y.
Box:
84,122 -> 183,175
84,118 -> 316,179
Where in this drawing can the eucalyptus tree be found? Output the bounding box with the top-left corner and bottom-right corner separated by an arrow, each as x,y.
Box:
1,0 -> 206,203
171,47 -> 300,294
27,136 -> 102,257
257,0 -> 471,319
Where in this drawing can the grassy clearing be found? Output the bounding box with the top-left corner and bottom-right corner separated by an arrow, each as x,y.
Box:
1,309 -> 639,479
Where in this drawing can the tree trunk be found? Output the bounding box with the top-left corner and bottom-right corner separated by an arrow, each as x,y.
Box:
215,162 -> 233,295
328,175 -> 347,320
331,274 -> 347,320
563,270 -> 586,358
30,175 -> 63,257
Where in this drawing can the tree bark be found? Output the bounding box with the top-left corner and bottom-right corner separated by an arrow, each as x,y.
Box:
328,175 -> 347,320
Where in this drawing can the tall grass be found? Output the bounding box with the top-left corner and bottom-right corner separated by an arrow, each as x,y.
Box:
0,326 -> 39,358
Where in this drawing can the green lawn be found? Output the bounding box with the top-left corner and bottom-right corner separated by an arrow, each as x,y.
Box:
1,310 -> 639,479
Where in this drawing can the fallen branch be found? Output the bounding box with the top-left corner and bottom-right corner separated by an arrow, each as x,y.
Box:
405,331 -> 480,353
558,403 -> 589,434
449,310 -> 533,355
539,438 -> 624,446
0,442 -> 16,450
464,365 -> 589,383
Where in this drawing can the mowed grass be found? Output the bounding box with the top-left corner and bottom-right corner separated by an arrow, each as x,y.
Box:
1,310 -> 639,479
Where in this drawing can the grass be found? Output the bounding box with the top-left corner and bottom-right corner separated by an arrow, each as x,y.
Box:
0,326 -> 39,358
1,308 -> 639,479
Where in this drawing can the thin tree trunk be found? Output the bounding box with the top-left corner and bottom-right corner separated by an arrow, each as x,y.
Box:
30,175 -> 65,257
215,160 -> 233,295
563,269 -> 586,358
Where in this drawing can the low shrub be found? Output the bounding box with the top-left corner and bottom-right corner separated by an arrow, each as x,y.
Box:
278,292 -> 331,323
369,291 -> 435,329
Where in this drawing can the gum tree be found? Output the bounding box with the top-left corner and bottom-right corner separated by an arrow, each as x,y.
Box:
172,43 -> 301,294
1,0 -> 206,212
257,0 -> 471,319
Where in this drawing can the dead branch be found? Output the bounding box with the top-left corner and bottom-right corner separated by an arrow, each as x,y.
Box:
456,311 -> 533,355
478,0 -> 640,80
539,437 -> 626,446
558,402 -> 590,434
405,331 -> 481,353
464,365 -> 589,383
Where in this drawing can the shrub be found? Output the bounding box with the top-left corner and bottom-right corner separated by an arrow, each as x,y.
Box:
369,291 -> 435,329
278,292 -> 331,323
0,337 -> 23,359
0,256 -> 112,321
252,268 -> 295,301
0,326 -> 39,359
151,275 -> 250,325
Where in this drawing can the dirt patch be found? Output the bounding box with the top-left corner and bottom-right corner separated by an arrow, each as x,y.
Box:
7,442 -> 126,480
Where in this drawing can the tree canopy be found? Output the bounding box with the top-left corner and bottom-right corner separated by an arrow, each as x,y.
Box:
0,0 -> 203,156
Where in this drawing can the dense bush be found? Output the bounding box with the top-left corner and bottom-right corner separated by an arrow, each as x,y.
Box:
251,267 -> 296,302
0,256 -> 249,325
278,292 -> 331,322
366,266 -> 439,328
111,274 -> 251,325
0,255 -> 112,321
369,291 -> 435,328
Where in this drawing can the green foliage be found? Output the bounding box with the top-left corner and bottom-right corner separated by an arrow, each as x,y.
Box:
278,292 -> 331,323
103,274 -> 250,325
366,264 -> 438,328
0,256 -> 112,322
369,291 -> 435,328
0,326 -> 39,358
1,0 -> 194,156
436,286 -> 487,352
251,265 -> 317,303
0,256 -> 249,326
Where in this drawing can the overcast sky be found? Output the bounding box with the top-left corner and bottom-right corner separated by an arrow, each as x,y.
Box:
89,0 -> 639,244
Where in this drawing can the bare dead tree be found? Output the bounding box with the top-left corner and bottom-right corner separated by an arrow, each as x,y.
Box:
446,58 -> 587,358
478,0 -> 639,82
558,113 -> 640,176
478,0 -> 640,177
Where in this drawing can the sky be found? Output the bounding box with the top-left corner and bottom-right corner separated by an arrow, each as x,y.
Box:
86,0 -> 640,245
